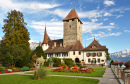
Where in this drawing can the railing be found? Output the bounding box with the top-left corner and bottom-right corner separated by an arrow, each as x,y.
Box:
128,74 -> 130,84
121,71 -> 124,82
117,68 -> 119,75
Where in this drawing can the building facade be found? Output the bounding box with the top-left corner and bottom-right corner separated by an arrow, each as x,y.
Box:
41,9 -> 108,65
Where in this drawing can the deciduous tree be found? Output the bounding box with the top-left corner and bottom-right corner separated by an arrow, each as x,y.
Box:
2,10 -> 30,48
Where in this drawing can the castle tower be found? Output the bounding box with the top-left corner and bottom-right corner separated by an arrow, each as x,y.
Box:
42,26 -> 51,51
63,9 -> 83,46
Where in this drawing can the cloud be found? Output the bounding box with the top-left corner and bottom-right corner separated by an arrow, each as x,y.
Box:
28,20 -> 63,39
104,12 -> 112,16
116,15 -> 123,18
104,0 -> 115,7
103,18 -> 108,21
91,19 -> 98,22
50,18 -> 58,21
124,30 -> 130,33
0,0 -> 61,12
83,22 -> 115,33
110,22 -> 114,25
87,31 -> 122,40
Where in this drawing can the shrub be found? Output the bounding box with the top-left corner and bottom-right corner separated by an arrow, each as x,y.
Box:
44,60 -> 49,67
0,66 -> 6,71
34,64 -> 47,80
76,63 -> 81,67
63,58 -> 73,66
51,57 -> 61,67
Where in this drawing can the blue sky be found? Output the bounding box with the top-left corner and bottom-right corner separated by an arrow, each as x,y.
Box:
0,0 -> 130,53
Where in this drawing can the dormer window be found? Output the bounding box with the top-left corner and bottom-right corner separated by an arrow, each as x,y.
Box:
69,25 -> 71,28
92,45 -> 96,48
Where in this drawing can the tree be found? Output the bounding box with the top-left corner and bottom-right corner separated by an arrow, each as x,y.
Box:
30,46 -> 46,59
1,10 -> 30,48
30,54 -> 38,67
2,45 -> 25,67
15,44 -> 30,67
110,60 -> 114,66
106,53 -> 111,61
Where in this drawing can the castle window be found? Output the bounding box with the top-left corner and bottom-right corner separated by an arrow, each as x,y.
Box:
88,59 -> 91,62
79,51 -> 81,55
69,25 -> 71,28
98,59 -> 100,63
73,51 -> 75,55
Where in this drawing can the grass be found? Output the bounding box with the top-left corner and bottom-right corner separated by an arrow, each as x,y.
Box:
26,67 -> 106,77
0,75 -> 99,84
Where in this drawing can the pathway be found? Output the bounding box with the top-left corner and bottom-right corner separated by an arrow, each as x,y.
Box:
98,68 -> 120,84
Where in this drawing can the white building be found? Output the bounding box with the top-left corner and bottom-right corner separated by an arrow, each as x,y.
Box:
41,9 -> 108,65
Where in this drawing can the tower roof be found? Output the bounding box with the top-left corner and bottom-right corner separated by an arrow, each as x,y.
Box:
71,41 -> 84,51
42,26 -> 51,44
63,9 -> 82,24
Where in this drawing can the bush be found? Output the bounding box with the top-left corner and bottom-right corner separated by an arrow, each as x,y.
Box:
0,66 -> 6,71
76,63 -> 81,67
51,57 -> 61,67
34,64 -> 47,80
63,58 -> 73,66
44,60 -> 49,67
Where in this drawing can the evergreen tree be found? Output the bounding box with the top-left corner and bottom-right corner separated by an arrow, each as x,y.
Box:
106,53 -> 111,61
30,46 -> 46,59
2,10 -> 30,48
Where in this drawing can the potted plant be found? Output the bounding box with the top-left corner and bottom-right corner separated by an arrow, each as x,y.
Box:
93,56 -> 95,57
101,59 -> 104,62
125,61 -> 130,69
98,55 -> 101,57
87,56 -> 90,57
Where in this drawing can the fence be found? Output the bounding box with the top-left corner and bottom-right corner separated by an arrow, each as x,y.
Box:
121,71 -> 124,82
128,74 -> 130,84
111,65 -> 130,84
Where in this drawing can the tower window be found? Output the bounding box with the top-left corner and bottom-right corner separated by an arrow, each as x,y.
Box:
69,25 -> 71,28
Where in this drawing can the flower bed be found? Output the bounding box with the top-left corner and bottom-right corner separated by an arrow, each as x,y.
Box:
53,66 -> 95,74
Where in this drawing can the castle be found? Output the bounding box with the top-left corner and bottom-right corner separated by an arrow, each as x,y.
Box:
41,9 -> 108,65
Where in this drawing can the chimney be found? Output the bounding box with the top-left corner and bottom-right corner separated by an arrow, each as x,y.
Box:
54,42 -> 56,47
60,43 -> 62,47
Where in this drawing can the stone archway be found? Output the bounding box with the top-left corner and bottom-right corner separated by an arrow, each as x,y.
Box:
75,58 -> 79,63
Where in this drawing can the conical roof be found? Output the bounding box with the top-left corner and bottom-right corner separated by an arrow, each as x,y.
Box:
42,26 -> 51,44
63,9 -> 82,24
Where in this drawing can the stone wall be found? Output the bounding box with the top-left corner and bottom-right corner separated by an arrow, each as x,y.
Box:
63,18 -> 82,46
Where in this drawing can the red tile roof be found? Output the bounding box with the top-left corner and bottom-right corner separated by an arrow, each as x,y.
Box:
71,41 -> 83,51
42,26 -> 51,44
45,41 -> 84,53
83,39 -> 108,53
63,9 -> 82,24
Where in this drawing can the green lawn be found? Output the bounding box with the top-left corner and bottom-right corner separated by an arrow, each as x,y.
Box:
0,75 -> 99,84
26,67 -> 106,77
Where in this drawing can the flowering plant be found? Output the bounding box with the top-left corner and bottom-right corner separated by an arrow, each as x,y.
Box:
125,61 -> 130,69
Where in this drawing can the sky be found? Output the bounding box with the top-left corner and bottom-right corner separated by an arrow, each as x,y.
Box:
0,0 -> 130,53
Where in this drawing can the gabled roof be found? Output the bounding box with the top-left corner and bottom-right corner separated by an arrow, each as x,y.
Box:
71,41 -> 83,51
45,41 -> 84,53
63,9 -> 82,24
83,39 -> 108,53
48,39 -> 63,48
42,26 -> 51,44
45,45 -> 73,53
